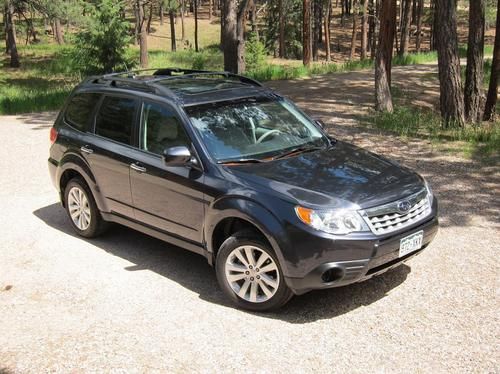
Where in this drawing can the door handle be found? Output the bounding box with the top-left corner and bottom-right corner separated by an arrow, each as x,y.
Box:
80,145 -> 93,154
130,163 -> 147,173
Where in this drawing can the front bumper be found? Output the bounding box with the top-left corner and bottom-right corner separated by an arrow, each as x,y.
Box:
284,213 -> 439,295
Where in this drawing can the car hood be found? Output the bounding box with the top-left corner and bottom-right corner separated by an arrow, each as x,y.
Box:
225,141 -> 425,209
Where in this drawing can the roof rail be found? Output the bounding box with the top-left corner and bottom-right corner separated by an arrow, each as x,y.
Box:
149,70 -> 263,87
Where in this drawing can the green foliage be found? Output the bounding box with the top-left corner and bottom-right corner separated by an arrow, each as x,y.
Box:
263,0 -> 303,59
247,59 -> 374,81
71,0 -> 133,75
245,32 -> 266,72
369,106 -> 500,159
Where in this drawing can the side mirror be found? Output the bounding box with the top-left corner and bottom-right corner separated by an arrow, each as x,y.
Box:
163,146 -> 192,166
315,119 -> 326,128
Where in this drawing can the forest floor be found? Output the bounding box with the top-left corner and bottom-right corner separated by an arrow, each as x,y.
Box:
0,63 -> 498,372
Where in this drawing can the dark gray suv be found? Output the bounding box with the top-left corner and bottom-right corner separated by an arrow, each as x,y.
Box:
48,68 -> 439,311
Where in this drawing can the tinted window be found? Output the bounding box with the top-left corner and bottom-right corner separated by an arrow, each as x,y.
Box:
141,102 -> 190,155
95,96 -> 136,145
65,93 -> 100,131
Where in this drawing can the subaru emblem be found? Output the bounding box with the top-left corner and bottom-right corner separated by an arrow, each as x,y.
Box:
397,200 -> 412,213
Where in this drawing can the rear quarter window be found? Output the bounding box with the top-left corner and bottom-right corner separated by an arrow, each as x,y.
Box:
95,96 -> 136,145
65,93 -> 101,132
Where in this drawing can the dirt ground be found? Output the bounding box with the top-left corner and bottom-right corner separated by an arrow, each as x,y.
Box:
0,65 -> 499,372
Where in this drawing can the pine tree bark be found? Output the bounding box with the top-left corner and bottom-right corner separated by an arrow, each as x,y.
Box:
324,0 -> 332,61
169,10 -> 176,51
181,0 -> 186,41
399,0 -> 411,56
194,0 -> 199,51
138,0 -> 148,67
223,0 -> 250,73
313,0 -> 320,61
54,18 -> 64,44
361,0 -> 368,59
435,0 -> 464,126
303,0 -> 312,66
5,0 -> 19,67
483,0 -> 500,121
375,0 -> 396,112
349,3 -> 358,59
415,0 -> 423,52
278,0 -> 285,58
464,0 -> 485,123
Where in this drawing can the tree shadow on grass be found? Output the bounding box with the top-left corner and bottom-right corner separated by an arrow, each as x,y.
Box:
33,202 -> 411,323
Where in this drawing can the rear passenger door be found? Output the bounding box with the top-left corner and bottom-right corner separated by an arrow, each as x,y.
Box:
85,95 -> 139,218
129,100 -> 205,243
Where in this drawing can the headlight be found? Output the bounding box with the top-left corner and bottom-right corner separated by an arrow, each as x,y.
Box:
295,206 -> 369,235
424,178 -> 434,206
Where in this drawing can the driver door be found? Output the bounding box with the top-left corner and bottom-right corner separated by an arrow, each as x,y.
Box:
129,100 -> 205,243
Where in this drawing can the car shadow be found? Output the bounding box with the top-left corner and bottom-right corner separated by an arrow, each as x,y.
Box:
33,203 -> 411,323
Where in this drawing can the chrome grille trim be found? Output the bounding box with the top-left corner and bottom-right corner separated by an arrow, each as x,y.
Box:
359,189 -> 431,235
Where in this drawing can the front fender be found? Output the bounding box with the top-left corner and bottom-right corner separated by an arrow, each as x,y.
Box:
57,152 -> 108,212
204,196 -> 293,276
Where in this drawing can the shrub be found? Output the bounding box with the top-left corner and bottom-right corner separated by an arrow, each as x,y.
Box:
72,0 -> 133,75
245,32 -> 267,72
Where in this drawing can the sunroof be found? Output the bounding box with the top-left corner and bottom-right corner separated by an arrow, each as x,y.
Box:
156,78 -> 246,94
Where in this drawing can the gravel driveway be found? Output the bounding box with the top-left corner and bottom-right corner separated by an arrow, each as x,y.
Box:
1,68 -> 499,372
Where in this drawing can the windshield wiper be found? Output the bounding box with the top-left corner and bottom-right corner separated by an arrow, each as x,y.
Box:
272,145 -> 325,160
217,158 -> 264,165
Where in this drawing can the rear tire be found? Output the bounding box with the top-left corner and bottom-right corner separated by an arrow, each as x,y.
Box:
216,230 -> 293,311
64,177 -> 108,238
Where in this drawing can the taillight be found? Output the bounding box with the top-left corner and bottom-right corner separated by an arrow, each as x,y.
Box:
50,127 -> 58,144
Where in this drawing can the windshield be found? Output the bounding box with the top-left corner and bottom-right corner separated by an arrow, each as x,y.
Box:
185,97 -> 329,162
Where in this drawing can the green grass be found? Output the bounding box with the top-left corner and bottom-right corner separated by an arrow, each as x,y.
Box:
368,106 -> 500,160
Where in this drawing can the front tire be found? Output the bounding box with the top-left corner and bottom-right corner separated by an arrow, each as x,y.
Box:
216,231 -> 293,311
64,177 -> 107,238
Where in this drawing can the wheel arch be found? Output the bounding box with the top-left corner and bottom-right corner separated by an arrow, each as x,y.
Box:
57,153 -> 107,212
205,197 -> 291,275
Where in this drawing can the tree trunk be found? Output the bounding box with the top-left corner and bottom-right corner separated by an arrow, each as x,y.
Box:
313,0 -> 320,61
370,0 -> 379,59
220,0 -> 225,46
435,0 -> 464,126
349,4 -> 358,59
194,0 -> 199,51
5,0 -> 19,67
209,0 -> 213,20
133,4 -> 140,45
223,0 -> 250,73
483,0 -> 500,121
181,0 -> 186,41
464,0 -> 485,123
324,0 -> 332,61
54,18 -> 64,44
279,0 -> 285,58
169,10 -> 176,51
4,2 -> 10,54
160,4 -> 164,25
303,0 -> 312,66
146,3 -> 153,34
415,0 -> 423,52
375,0 -> 396,112
361,0 -> 368,59
138,1 -> 148,67
430,0 -> 437,51
399,0 -> 412,56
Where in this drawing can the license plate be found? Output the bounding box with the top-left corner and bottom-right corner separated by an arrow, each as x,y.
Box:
399,230 -> 424,257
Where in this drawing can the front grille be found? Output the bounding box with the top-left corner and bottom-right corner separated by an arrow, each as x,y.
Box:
361,189 -> 431,235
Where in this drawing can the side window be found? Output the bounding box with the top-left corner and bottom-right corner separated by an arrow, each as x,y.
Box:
65,93 -> 100,132
141,102 -> 190,155
95,96 -> 136,145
